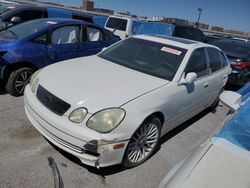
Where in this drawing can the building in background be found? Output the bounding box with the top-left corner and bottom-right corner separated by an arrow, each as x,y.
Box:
211,26 -> 224,32
162,17 -> 189,25
224,29 -> 245,36
82,0 -> 94,11
82,0 -> 114,15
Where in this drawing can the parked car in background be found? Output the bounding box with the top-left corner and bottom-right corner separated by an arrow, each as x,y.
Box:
24,35 -> 230,168
212,39 -> 250,86
173,24 -> 206,42
159,82 -> 250,188
105,15 -> 136,39
0,3 -> 93,31
0,18 -> 119,96
105,15 -> 206,42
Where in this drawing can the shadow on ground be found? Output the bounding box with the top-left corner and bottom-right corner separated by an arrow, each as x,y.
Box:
47,107 -> 214,176
0,82 -> 6,95
225,83 -> 242,91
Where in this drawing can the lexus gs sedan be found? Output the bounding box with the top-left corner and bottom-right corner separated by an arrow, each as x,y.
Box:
24,35 -> 231,168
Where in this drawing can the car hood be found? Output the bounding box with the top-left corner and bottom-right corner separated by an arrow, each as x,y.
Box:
38,55 -> 169,113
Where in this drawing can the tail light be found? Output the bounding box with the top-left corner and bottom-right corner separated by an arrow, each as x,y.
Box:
230,61 -> 250,69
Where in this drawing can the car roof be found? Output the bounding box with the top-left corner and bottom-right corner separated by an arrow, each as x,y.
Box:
134,34 -> 216,50
31,17 -> 91,26
213,38 -> 250,46
16,18 -> 96,34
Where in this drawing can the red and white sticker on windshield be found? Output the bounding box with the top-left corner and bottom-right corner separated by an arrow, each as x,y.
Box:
161,47 -> 182,55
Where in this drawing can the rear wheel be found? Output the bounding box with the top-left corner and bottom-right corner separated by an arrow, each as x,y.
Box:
122,116 -> 161,168
5,67 -> 34,96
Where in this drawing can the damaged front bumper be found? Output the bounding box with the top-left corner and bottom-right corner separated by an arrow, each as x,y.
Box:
24,87 -> 129,168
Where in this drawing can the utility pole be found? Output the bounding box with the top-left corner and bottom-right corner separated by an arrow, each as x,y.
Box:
196,8 -> 202,28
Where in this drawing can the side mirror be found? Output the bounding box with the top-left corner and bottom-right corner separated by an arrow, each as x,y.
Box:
180,72 -> 197,85
101,47 -> 107,52
219,91 -> 241,111
10,16 -> 21,24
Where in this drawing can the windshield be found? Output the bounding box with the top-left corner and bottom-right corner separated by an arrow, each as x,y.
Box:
0,19 -> 53,40
213,40 -> 250,60
99,38 -> 187,80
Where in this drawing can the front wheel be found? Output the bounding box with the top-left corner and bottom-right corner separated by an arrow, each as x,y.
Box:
5,67 -> 34,97
122,116 -> 161,168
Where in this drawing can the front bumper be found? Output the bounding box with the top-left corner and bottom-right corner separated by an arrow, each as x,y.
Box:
24,85 -> 129,168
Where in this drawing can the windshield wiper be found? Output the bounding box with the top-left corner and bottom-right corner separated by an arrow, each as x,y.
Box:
8,30 -> 18,39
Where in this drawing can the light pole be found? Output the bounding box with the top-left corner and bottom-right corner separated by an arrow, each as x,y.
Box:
196,8 -> 202,28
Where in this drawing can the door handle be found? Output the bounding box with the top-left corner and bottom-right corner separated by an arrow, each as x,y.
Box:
203,82 -> 209,88
223,74 -> 227,79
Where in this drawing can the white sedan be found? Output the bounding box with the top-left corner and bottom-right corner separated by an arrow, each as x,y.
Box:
24,35 -> 231,168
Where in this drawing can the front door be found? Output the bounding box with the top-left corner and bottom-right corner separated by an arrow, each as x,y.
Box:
162,48 -> 211,134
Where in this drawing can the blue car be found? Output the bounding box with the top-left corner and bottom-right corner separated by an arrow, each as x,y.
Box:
0,18 -> 120,96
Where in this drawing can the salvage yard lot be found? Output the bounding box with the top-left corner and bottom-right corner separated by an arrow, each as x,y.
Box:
0,93 -> 228,188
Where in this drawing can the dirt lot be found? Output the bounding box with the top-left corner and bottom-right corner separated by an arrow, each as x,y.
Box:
0,92 -> 229,188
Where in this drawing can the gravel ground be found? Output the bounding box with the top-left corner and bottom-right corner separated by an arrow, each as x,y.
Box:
0,92 -> 229,188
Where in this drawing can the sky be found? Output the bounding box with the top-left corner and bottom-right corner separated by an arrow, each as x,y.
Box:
56,0 -> 250,32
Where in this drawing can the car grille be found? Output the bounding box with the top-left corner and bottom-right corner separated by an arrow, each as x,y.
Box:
36,85 -> 71,116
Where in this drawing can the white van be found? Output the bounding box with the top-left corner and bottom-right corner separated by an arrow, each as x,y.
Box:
104,16 -> 136,39
105,15 -> 175,40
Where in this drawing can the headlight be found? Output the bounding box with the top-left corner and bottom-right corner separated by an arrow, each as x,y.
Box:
30,69 -> 41,93
69,108 -> 87,123
87,108 -> 126,133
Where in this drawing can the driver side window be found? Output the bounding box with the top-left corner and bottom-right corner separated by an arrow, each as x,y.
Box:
185,48 -> 208,78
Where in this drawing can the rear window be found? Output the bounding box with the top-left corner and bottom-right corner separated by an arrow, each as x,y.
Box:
213,40 -> 250,59
106,17 -> 127,31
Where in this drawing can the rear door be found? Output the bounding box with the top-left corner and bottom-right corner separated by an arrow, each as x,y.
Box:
205,47 -> 230,102
78,25 -> 109,56
49,24 -> 81,62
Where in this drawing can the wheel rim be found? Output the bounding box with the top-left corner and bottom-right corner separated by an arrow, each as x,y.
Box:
127,122 -> 159,163
15,71 -> 32,94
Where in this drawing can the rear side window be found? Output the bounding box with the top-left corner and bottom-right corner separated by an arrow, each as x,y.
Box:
106,17 -> 127,31
207,48 -> 222,73
185,48 -> 208,78
86,26 -> 103,41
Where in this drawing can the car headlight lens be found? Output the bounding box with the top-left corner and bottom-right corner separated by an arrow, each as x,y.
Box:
87,108 -> 126,133
30,70 -> 41,93
69,108 -> 87,123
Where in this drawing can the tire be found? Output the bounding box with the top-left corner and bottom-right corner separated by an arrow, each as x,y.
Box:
5,67 -> 34,97
122,116 -> 161,168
